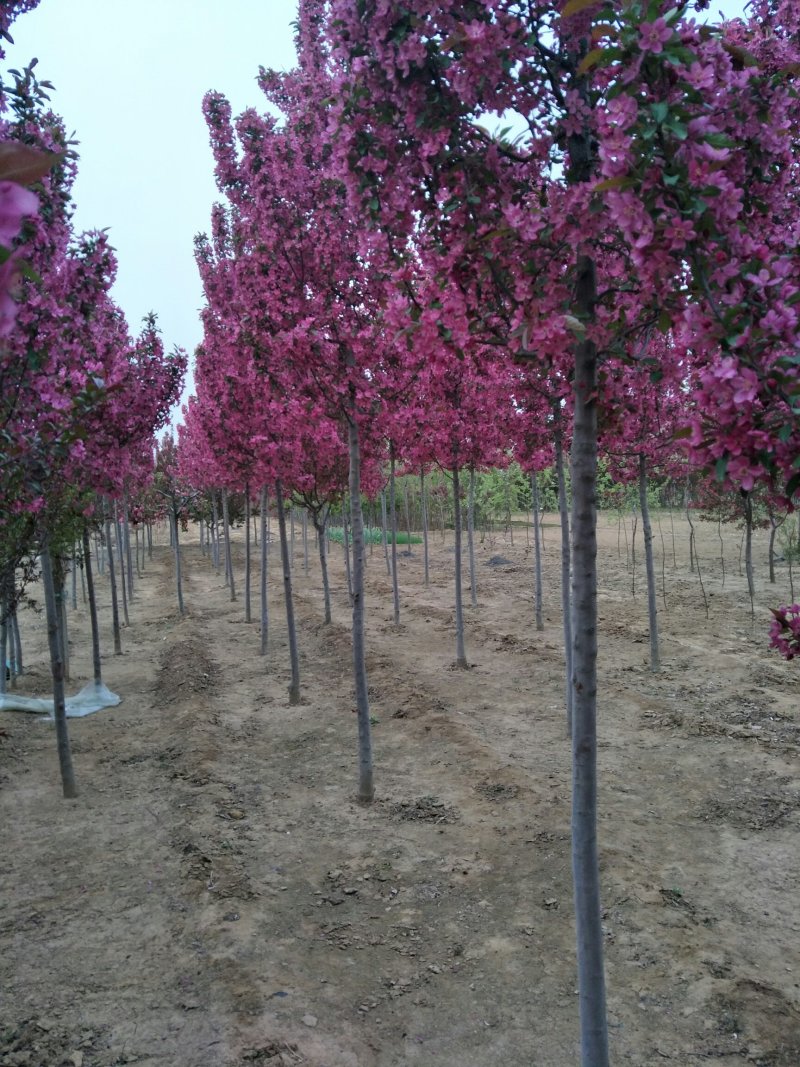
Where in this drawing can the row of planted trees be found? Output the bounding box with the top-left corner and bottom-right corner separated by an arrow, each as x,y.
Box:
0,7 -> 186,798
167,2 -> 800,1063
5,0 -> 800,1063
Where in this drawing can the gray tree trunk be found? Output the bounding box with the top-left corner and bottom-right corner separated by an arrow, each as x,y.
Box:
554,417 -> 573,734
245,490 -> 252,624
381,490 -> 391,576
389,451 -> 400,624
467,467 -> 478,608
40,541 -> 78,799
532,471 -> 544,631
453,467 -> 468,669
569,251 -> 609,1067
421,471 -> 430,587
104,507 -> 122,655
212,493 -> 221,572
11,608 -> 22,677
743,491 -> 755,611
123,493 -> 134,602
314,510 -> 332,625
639,454 -> 660,671
115,503 -> 130,626
348,416 -> 375,803
260,487 -> 269,656
171,510 -> 185,616
222,489 -> 235,601
276,480 -> 300,705
302,509 -> 309,577
343,503 -> 354,603
82,529 -> 103,686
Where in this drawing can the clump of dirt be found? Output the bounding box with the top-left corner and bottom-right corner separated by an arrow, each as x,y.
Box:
696,785 -> 800,831
383,795 -> 459,823
237,1042 -> 304,1065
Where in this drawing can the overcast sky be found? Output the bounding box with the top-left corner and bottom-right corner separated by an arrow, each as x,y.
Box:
5,1 -> 744,421
5,0 -> 298,413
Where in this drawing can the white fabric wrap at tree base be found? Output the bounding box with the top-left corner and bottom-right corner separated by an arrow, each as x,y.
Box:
0,681 -> 121,718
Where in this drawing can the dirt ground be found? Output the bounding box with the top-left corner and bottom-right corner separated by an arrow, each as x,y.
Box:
1,510 -> 799,1067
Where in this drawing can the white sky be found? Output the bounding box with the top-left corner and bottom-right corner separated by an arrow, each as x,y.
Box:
5,0 -> 298,414
5,1 -> 744,422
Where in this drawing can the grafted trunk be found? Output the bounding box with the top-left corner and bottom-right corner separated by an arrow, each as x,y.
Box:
532,471 -> 544,631
639,454 -> 660,672
570,251 -> 609,1067
276,480 -> 300,705
452,466 -> 468,669
40,540 -> 78,799
82,528 -> 103,686
260,487 -> 269,656
348,417 -> 374,802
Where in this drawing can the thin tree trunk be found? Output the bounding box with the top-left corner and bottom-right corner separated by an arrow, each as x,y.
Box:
453,466 -> 468,669
104,506 -> 122,655
768,515 -> 780,585
343,502 -> 354,603
554,415 -> 573,735
245,490 -> 252,624
58,568 -> 70,683
389,451 -> 400,625
123,493 -> 134,602
504,465 -> 514,545
40,540 -> 78,799
467,466 -> 478,608
348,417 -> 375,803
212,493 -> 221,572
685,489 -> 696,573
222,489 -> 236,601
569,251 -> 609,1067
147,521 -> 153,560
403,477 -> 412,549
315,511 -> 332,625
260,487 -> 269,656
172,509 -> 185,616
743,492 -> 755,616
0,605 -> 7,697
134,527 -> 142,579
639,454 -> 660,672
70,551 -> 77,611
12,607 -> 22,677
421,471 -> 430,587
532,471 -> 544,632
82,529 -> 103,687
381,490 -> 391,576
115,503 -> 130,626
275,480 -> 300,705
302,509 -> 309,577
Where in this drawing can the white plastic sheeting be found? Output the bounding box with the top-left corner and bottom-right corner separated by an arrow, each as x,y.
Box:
0,681 -> 121,718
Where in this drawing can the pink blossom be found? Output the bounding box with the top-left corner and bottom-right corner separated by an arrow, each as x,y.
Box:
639,18 -> 674,54
0,179 -> 38,246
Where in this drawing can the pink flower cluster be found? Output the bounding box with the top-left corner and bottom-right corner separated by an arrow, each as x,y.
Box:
769,604 -> 800,660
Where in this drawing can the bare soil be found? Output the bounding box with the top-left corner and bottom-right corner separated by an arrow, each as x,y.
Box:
2,512 -> 799,1067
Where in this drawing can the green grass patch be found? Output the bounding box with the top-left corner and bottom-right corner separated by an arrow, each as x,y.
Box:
327,526 -> 422,545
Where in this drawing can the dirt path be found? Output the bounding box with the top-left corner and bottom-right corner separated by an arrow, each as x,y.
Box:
1,514 -> 799,1066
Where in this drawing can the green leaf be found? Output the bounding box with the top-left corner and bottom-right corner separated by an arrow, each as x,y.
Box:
561,0 -> 601,17
578,47 -> 606,75
594,174 -> 633,192
715,456 -> 728,482
651,101 -> 669,124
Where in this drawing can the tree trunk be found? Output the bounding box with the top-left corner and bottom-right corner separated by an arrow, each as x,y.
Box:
123,493 -> 134,602
743,492 -> 755,614
421,471 -> 430,587
768,515 -> 779,585
315,511 -> 332,625
467,466 -> 478,608
389,450 -> 400,625
11,607 -> 22,677
639,454 -> 660,671
40,540 -> 78,799
115,503 -> 130,626
381,490 -> 391,576
222,489 -> 236,601
172,509 -> 185,616
343,502 -> 354,603
347,417 -> 375,802
554,415 -> 573,735
245,489 -> 252,624
276,480 -> 300,705
104,506 -> 122,655
452,466 -> 468,669
302,509 -> 309,577
82,528 -> 103,686
260,487 -> 269,656
212,493 -> 221,572
570,252 -> 609,1067
532,471 -> 544,632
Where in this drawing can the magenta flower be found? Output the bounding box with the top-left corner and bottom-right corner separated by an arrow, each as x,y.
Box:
639,18 -> 673,54
0,179 -> 38,246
